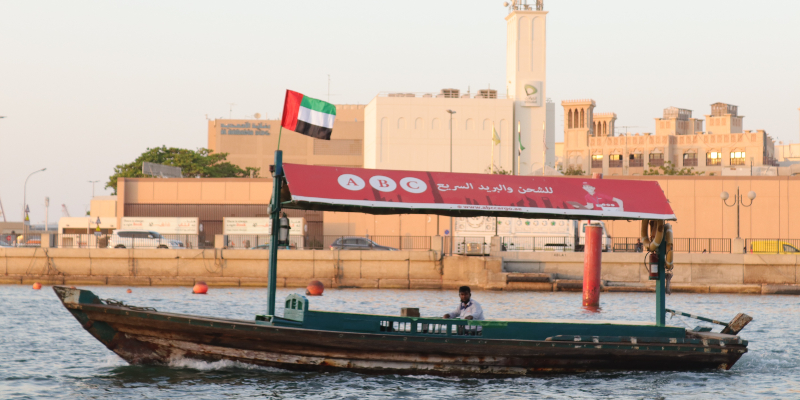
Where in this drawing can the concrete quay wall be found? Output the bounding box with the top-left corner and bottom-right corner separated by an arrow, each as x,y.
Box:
1,248 -> 799,294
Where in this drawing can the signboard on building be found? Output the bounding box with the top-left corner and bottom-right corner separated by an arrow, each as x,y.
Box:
223,217 -> 305,235
523,81 -> 543,107
120,217 -> 199,234
220,122 -> 271,136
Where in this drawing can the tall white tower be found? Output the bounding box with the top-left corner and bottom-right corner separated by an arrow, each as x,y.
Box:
506,0 -> 548,175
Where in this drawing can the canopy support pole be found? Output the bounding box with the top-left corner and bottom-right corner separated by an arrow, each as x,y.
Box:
267,150 -> 283,317
656,234 -> 667,326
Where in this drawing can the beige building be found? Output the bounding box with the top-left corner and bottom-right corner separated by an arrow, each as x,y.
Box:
562,101 -> 778,176
364,92 -> 516,174
208,105 -> 366,180
362,1 -> 554,176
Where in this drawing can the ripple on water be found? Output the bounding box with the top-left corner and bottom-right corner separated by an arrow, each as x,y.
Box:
0,285 -> 799,399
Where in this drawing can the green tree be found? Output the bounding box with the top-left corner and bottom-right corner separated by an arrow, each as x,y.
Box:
485,165 -> 513,175
559,165 -> 586,176
643,161 -> 704,176
106,146 -> 259,194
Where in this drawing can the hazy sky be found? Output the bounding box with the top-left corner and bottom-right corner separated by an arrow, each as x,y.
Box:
1,0 -> 798,225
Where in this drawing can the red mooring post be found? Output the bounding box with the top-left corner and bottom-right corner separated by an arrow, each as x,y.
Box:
582,224 -> 603,308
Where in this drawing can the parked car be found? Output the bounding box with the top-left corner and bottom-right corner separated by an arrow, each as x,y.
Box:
108,230 -> 184,249
749,240 -> 800,254
330,237 -> 397,251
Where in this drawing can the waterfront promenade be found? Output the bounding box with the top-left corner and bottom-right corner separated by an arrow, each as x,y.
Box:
2,247 -> 799,295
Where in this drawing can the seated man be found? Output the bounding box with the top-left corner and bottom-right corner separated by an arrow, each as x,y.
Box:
443,286 -> 484,321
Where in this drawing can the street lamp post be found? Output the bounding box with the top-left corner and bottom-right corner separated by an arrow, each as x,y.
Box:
446,109 -> 456,255
88,180 -> 99,198
23,168 -> 47,241
721,187 -> 756,250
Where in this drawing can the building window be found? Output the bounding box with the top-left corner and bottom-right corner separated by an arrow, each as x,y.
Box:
568,110 -> 573,129
573,109 -> 579,129
431,118 -> 440,130
580,109 -> 585,128
649,153 -> 664,167
629,153 -> 643,167
608,154 -> 622,168
706,151 -> 721,166
591,154 -> 603,168
730,151 -> 746,166
683,153 -> 698,167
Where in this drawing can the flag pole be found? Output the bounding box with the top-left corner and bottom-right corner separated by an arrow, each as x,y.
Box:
277,126 -> 284,151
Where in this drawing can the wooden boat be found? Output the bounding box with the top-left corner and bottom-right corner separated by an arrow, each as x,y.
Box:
55,153 -> 752,374
54,288 -> 748,374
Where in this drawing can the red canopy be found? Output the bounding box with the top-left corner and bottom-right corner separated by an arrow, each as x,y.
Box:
280,164 -> 675,221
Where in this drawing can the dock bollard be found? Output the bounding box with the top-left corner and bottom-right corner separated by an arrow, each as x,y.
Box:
583,224 -> 602,308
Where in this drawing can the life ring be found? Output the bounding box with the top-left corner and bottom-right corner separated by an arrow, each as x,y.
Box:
640,219 -> 665,252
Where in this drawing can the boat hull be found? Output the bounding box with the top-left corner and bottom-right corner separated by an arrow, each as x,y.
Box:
54,287 -> 746,375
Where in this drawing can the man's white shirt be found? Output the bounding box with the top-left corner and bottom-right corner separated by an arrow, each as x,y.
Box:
446,300 -> 484,320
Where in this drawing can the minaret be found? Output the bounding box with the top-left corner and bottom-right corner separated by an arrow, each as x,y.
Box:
506,0 -> 548,175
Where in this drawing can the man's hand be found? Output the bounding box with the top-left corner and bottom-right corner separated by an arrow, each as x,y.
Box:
443,314 -> 450,319
465,315 -> 474,320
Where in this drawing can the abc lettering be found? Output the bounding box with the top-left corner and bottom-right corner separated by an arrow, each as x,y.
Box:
378,180 -> 390,188
406,181 -> 419,189
347,178 -> 358,186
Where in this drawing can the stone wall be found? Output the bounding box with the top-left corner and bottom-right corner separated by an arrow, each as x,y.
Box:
1,248 -> 798,294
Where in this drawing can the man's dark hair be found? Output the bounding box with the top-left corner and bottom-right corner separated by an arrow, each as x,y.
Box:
458,286 -> 471,293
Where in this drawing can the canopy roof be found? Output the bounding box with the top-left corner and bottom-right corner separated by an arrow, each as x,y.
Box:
280,164 -> 676,221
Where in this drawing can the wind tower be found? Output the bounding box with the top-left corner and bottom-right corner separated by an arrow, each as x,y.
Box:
505,0 -> 549,175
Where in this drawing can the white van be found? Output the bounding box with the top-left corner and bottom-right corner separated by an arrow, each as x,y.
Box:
108,230 -> 184,249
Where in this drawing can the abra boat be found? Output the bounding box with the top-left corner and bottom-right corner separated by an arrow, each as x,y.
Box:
55,153 -> 752,374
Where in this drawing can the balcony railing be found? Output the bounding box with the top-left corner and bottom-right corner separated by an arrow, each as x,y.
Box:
591,160 -> 603,168
608,160 -> 622,168
683,158 -> 698,167
649,158 -> 664,167
706,158 -> 721,166
730,158 -> 746,166
629,159 -> 643,167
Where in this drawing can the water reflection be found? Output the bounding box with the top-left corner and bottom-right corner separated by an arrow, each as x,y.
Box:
1,285 -> 799,399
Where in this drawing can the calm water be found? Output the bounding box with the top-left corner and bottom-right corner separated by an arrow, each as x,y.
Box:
1,285 -> 799,399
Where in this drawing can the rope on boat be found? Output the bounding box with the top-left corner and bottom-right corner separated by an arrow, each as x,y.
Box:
101,298 -> 158,312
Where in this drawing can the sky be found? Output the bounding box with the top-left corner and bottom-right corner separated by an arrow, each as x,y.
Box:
1,0 -> 798,226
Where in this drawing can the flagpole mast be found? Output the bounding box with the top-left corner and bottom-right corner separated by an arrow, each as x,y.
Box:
267,150 -> 283,317
277,126 -> 283,151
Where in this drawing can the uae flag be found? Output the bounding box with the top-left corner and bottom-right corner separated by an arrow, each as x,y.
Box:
281,90 -> 336,140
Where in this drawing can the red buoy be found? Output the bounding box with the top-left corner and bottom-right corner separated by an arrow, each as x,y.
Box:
306,280 -> 324,296
126,289 -> 132,294
193,281 -> 208,294
32,282 -> 42,290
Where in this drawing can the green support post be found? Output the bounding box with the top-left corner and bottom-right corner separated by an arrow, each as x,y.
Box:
267,150 -> 283,317
656,236 -> 667,326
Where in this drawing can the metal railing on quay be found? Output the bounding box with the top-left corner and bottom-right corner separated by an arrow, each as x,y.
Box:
3,233 -> 44,247
673,238 -> 730,254
298,235 -> 431,250
57,233 -> 203,249
226,234 -> 305,249
502,236 -> 574,252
